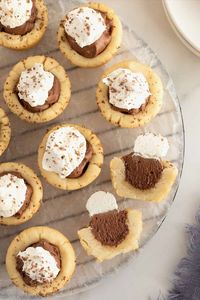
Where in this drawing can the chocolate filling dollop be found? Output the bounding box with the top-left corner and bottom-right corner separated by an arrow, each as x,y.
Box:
109,93 -> 150,115
16,239 -> 61,286
65,11 -> 113,58
0,172 -> 32,217
122,153 -> 163,190
16,76 -> 61,113
90,210 -> 129,246
0,0 -> 37,36
68,141 -> 93,178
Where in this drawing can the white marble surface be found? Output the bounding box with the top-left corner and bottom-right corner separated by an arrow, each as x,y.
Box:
66,0 -> 200,299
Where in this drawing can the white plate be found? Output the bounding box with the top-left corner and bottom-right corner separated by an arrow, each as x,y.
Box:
163,0 -> 200,56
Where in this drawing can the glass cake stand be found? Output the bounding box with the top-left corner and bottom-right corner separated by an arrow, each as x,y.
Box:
0,0 -> 184,298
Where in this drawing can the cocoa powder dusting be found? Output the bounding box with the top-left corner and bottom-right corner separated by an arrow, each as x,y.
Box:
16,75 -> 61,113
16,239 -> 61,287
0,0 -> 37,36
68,141 -> 93,178
66,10 -> 113,58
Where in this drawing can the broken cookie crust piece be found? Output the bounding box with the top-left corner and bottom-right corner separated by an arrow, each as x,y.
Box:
78,209 -> 142,262
110,157 -> 178,202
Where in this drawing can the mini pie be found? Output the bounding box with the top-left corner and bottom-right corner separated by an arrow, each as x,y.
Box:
110,133 -> 178,202
0,162 -> 43,225
0,0 -> 48,50
110,158 -> 178,202
78,191 -> 142,262
3,55 -> 71,123
96,60 -> 163,128
57,2 -> 122,68
6,226 -> 76,297
0,107 -> 11,157
38,123 -> 104,190
79,209 -> 142,262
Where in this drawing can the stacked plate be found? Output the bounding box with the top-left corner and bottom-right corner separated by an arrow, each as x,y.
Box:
163,0 -> 200,56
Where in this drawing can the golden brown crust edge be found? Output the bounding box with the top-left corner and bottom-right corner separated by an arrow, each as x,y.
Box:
0,0 -> 48,50
0,162 -> 43,225
110,156 -> 178,202
3,55 -> 71,123
0,107 -> 11,157
38,123 -> 104,190
57,2 -> 122,68
6,226 -> 76,296
96,60 -> 163,128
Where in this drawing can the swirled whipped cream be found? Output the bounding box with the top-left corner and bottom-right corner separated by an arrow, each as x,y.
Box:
134,133 -> 169,159
64,7 -> 106,48
17,63 -> 54,107
0,174 -> 27,217
103,68 -> 151,110
0,0 -> 33,28
86,191 -> 118,217
17,246 -> 60,283
42,126 -> 87,178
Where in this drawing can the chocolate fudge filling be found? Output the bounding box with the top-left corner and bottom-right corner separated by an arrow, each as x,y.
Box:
111,100 -> 148,115
0,0 -> 37,36
16,75 -> 61,113
122,153 -> 163,190
0,172 -> 32,218
68,141 -> 93,178
109,88 -> 150,115
16,239 -> 61,286
90,210 -> 129,247
65,10 -> 113,58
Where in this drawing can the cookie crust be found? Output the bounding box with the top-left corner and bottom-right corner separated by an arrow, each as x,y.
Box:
0,107 -> 11,157
0,162 -> 43,225
110,157 -> 178,202
38,124 -> 104,190
78,209 -> 142,262
3,56 -> 71,123
0,0 -> 48,50
6,226 -> 76,296
96,60 -> 163,128
57,2 -> 122,68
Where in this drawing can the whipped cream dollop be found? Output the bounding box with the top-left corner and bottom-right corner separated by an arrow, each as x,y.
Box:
133,133 -> 169,159
64,7 -> 106,48
17,246 -> 60,283
0,174 -> 27,218
86,191 -> 118,217
0,0 -> 33,28
103,68 -> 151,110
17,63 -> 54,108
42,126 -> 87,179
